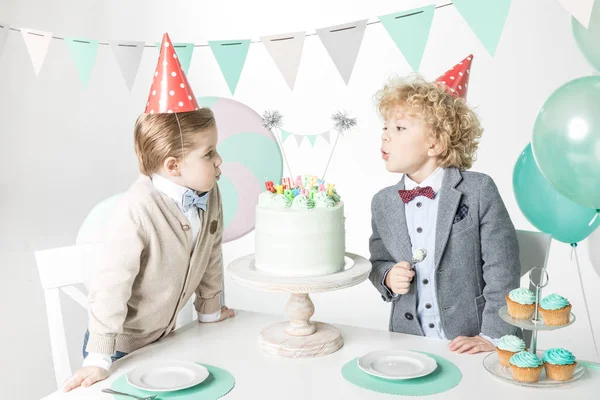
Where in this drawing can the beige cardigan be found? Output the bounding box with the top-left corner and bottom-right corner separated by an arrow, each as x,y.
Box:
86,175 -> 223,354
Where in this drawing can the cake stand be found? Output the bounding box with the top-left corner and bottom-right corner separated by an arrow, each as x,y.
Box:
483,266 -> 584,387
227,252 -> 371,358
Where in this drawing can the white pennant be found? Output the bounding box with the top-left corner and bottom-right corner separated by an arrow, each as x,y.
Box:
21,28 -> 53,76
316,19 -> 368,85
321,130 -> 331,144
261,31 -> 305,90
558,0 -> 596,28
294,134 -> 304,146
110,40 -> 145,92
0,24 -> 9,60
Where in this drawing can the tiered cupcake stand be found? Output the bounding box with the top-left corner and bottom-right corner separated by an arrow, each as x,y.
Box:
227,252 -> 371,358
482,266 -> 585,387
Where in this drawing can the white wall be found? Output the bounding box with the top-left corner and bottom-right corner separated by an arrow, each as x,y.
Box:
1,0 -> 599,398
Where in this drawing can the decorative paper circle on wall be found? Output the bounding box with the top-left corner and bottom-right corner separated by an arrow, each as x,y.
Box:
77,97 -> 282,244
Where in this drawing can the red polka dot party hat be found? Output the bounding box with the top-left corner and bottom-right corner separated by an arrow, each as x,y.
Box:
145,33 -> 199,114
435,54 -> 473,99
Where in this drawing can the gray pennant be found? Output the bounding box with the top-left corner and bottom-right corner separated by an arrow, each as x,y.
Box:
321,130 -> 331,144
261,31 -> 305,90
0,24 -> 8,60
294,134 -> 304,146
110,40 -> 145,92
316,19 -> 368,85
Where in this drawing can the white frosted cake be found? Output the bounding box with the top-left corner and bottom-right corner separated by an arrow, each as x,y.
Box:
254,176 -> 346,277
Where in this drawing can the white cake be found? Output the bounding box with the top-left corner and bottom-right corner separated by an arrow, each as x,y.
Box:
254,178 -> 346,277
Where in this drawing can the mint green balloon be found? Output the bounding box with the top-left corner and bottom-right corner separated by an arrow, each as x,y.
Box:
514,144 -> 600,244
572,2 -> 600,71
531,75 -> 600,210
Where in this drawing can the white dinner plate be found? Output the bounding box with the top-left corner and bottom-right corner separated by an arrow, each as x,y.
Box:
357,350 -> 437,380
126,361 -> 209,392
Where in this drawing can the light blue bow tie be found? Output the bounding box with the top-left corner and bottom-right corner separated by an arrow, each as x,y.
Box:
182,190 -> 208,212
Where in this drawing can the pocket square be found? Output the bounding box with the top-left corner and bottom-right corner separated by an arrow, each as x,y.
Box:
453,204 -> 469,224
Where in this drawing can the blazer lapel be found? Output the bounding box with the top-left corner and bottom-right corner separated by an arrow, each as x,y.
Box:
434,167 -> 463,271
380,176 -> 414,264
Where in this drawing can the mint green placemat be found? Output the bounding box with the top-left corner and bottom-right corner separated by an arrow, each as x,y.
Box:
110,363 -> 234,399
342,352 -> 462,396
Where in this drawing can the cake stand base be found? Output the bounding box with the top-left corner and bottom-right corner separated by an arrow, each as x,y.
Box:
260,321 -> 343,358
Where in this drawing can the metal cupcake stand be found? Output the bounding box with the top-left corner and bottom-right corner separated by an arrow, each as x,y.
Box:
483,266 -> 584,387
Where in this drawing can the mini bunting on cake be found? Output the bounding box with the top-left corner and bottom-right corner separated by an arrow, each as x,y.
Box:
435,54 -> 473,99
145,33 -> 199,114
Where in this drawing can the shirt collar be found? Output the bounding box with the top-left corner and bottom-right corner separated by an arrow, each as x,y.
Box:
151,173 -> 191,211
405,167 -> 445,192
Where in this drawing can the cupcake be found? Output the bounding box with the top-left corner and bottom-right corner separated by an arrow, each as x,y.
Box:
506,288 -> 536,319
543,348 -> 577,381
539,294 -> 571,326
509,351 -> 543,383
496,335 -> 526,367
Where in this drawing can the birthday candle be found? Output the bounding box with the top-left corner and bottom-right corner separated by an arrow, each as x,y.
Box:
292,189 -> 300,197
309,176 -> 318,189
327,183 -> 335,197
282,177 -> 292,188
303,175 -> 310,188
265,181 -> 275,193
301,188 -> 309,196
319,184 -> 326,192
310,187 -> 318,200
295,175 -> 303,189
275,184 -> 284,194
284,189 -> 294,201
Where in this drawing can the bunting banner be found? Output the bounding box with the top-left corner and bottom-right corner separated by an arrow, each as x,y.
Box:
316,19 -> 368,85
209,39 -> 251,94
21,28 -> 52,76
260,31 -> 305,90
453,0 -> 512,56
111,40 -> 144,92
559,0 -> 596,28
65,37 -> 99,87
155,42 -> 194,75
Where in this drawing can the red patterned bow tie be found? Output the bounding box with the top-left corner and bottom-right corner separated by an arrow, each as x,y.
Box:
398,186 -> 435,203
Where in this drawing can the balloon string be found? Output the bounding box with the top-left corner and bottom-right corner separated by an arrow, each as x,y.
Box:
572,246 -> 600,362
588,210 -> 600,227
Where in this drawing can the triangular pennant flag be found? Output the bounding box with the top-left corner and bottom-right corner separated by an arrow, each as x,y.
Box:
20,28 -> 52,76
280,129 -> 292,143
155,42 -> 194,74
306,135 -> 317,147
260,31 -> 305,90
110,40 -> 144,92
453,0 -> 512,56
294,134 -> 304,146
379,5 -> 436,72
209,39 -> 251,94
65,36 -> 99,87
321,131 -> 331,144
0,24 -> 9,60
316,19 -> 368,85
559,0 -> 595,28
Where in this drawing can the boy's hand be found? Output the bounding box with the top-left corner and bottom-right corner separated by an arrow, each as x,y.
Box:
384,261 -> 416,295
200,305 -> 235,323
63,366 -> 108,392
448,335 -> 495,354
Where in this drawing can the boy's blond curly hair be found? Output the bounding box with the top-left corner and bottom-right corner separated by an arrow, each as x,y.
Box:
375,74 -> 483,170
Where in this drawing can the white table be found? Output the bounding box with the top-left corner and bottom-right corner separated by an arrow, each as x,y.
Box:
43,310 -> 599,400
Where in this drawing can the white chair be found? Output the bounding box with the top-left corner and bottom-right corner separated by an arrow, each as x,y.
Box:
515,230 -> 552,346
35,243 -> 196,388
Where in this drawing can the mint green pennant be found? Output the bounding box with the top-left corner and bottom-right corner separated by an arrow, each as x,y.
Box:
379,5 -> 435,72
155,42 -> 194,75
280,129 -> 292,143
209,39 -> 251,94
65,37 -> 99,87
453,0 -> 512,56
306,135 -> 318,147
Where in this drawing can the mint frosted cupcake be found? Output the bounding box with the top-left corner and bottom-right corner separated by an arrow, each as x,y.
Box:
543,348 -> 577,381
509,351 -> 543,383
496,335 -> 526,367
539,294 -> 571,326
506,288 -> 536,319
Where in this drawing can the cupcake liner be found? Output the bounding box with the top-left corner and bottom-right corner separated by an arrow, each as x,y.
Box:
544,362 -> 577,381
511,365 -> 543,383
496,347 -> 518,367
506,294 -> 536,319
539,304 -> 571,326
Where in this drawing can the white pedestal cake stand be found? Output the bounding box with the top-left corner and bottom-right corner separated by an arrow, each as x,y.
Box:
227,252 -> 371,358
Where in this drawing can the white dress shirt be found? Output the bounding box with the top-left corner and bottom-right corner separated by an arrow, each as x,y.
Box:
83,174 -> 220,370
383,168 -> 498,345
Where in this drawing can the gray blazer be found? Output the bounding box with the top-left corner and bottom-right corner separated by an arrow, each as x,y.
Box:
368,167 -> 521,339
